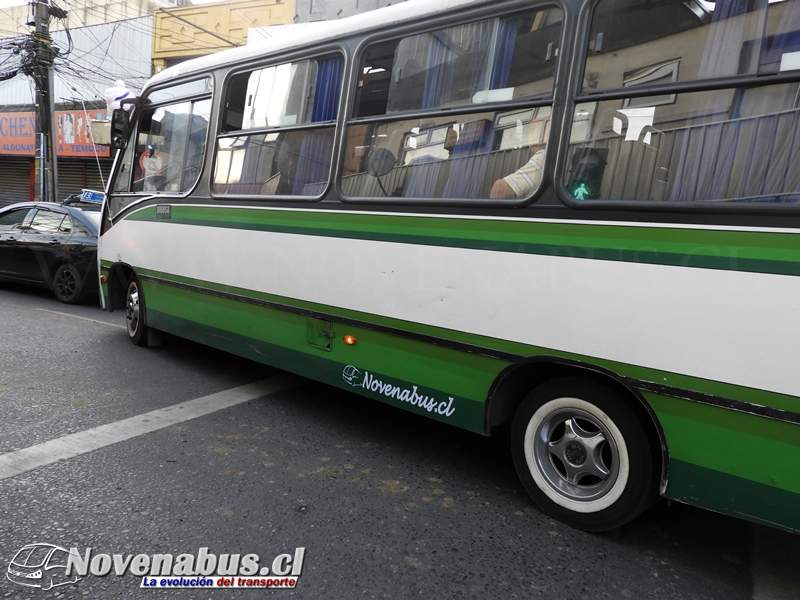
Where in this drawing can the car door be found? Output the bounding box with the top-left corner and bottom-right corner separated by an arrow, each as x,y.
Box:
0,207 -> 35,278
14,208 -> 71,284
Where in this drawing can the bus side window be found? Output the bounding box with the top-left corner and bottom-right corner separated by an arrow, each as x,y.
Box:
569,0 -> 800,204
345,7 -> 563,202
213,55 -> 343,198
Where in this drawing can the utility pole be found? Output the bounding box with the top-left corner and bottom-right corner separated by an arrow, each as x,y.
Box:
30,0 -> 60,203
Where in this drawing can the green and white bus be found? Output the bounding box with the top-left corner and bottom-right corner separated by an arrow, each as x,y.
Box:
98,0 -> 800,533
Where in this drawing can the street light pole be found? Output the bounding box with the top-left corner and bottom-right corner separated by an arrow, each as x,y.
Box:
31,0 -> 59,203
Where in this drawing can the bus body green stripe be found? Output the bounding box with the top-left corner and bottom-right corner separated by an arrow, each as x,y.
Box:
649,393 -> 800,494
142,279 -> 491,433
133,266 -> 800,417
667,460 -> 800,534
125,205 -> 800,276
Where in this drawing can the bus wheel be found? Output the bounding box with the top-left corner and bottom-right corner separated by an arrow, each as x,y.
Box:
511,378 -> 657,532
125,276 -> 149,346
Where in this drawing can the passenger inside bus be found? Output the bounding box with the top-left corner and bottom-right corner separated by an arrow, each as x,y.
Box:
489,144 -> 546,199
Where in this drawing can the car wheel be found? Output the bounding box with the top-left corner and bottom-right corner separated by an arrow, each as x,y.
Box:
53,264 -> 84,304
125,275 -> 149,346
511,378 -> 658,532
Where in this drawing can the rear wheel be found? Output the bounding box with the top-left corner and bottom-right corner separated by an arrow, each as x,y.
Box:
53,264 -> 84,304
125,276 -> 149,346
511,378 -> 658,531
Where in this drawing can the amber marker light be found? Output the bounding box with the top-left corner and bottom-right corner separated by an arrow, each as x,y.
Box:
100,275 -> 108,283
343,335 -> 357,345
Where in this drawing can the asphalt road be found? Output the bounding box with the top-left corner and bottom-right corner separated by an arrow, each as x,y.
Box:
0,283 -> 798,599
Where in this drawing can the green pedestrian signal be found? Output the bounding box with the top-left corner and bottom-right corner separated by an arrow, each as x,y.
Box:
573,183 -> 590,200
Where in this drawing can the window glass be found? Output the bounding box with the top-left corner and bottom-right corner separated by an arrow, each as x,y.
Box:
112,140 -> 135,194
0,208 -> 33,230
110,97 -> 211,216
342,107 -> 550,199
132,99 -> 211,194
214,129 -> 336,196
148,78 -> 212,104
583,0 -> 800,93
29,210 -> 67,233
213,55 -> 343,198
223,60 -> 330,131
70,217 -> 94,237
566,82 -> 800,203
355,8 -> 562,117
346,6 -> 561,201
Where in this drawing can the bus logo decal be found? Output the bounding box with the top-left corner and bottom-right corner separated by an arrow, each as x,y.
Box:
342,365 -> 363,387
342,366 -> 455,417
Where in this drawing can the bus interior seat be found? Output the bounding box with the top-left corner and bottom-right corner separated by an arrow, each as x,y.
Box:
442,118 -> 494,198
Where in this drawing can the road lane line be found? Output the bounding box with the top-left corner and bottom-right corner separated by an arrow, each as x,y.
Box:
0,375 -> 303,480
35,308 -> 128,329
752,524 -> 800,600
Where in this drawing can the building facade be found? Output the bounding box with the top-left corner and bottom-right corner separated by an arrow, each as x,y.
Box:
0,16 -> 154,205
152,0 -> 297,72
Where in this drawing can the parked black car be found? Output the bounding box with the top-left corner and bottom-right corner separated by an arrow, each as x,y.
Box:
0,200 -> 100,304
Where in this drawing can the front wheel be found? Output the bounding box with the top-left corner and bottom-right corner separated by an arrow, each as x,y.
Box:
511,378 -> 658,531
53,264 -> 84,304
125,276 -> 149,346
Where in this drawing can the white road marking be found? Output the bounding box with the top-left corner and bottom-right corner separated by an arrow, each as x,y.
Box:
35,307 -> 127,329
752,523 -> 800,600
0,375 -> 303,480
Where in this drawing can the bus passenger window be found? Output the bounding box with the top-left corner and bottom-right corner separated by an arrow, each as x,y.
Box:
345,7 -> 562,202
213,55 -> 343,198
569,0 -> 800,204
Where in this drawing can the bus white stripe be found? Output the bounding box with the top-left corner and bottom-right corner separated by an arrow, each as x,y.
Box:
104,221 -> 800,398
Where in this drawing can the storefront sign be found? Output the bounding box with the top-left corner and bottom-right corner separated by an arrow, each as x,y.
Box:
0,110 -> 112,157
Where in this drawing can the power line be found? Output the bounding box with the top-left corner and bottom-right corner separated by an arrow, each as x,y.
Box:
61,0 -> 241,52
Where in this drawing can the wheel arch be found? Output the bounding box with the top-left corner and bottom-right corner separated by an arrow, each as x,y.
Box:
484,356 -> 669,495
106,262 -> 135,312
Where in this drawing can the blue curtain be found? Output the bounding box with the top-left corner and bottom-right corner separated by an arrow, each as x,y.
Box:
290,56 -> 342,195
422,35 -> 454,109
490,18 -> 519,89
291,130 -> 335,195
311,56 -> 343,122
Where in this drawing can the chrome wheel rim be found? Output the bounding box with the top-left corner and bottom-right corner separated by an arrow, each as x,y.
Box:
531,404 -> 622,504
126,284 -> 140,337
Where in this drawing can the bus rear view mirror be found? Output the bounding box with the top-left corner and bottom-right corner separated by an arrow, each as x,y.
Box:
111,109 -> 130,150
